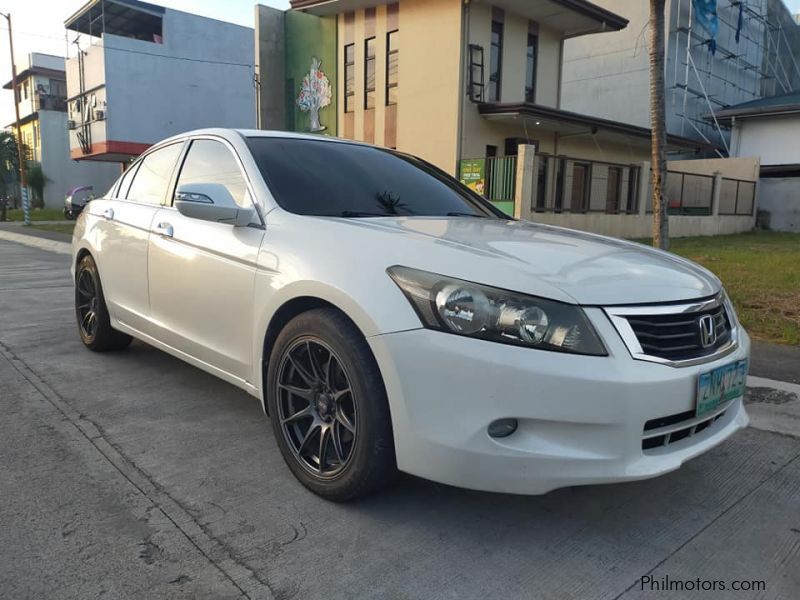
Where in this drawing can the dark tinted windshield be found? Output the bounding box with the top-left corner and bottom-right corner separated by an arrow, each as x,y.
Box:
245,137 -> 505,219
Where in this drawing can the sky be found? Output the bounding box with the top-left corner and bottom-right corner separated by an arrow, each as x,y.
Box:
1,0 -> 799,127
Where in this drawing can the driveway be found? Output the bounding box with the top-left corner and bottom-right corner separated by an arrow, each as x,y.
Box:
1,238 -> 798,600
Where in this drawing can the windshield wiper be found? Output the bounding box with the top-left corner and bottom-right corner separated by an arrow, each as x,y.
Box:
446,211 -> 488,218
337,210 -> 395,218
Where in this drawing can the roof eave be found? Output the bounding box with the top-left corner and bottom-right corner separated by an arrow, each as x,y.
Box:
479,102 -> 716,152
289,0 -> 628,32
555,0 -> 628,33
714,106 -> 800,125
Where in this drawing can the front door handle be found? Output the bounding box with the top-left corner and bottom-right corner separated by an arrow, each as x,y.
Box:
103,208 -> 114,220
154,222 -> 174,238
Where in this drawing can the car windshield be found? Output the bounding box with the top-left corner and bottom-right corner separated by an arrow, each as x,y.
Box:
245,137 -> 506,219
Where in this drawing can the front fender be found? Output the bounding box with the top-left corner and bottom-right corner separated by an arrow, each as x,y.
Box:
251,272 -> 423,397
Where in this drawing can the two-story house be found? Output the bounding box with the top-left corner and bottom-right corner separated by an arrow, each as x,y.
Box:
64,0 -> 257,163
257,0 -> 711,221
3,52 -> 119,208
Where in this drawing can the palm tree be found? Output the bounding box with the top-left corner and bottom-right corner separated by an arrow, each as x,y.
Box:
0,131 -> 19,201
26,162 -> 49,209
649,0 -> 669,250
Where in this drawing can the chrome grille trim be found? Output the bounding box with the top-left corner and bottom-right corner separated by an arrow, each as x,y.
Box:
604,293 -> 739,368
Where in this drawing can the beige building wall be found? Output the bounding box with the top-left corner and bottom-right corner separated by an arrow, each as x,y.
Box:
336,1 -> 451,163
395,0 -> 463,172
535,25 -> 561,108
458,4 -> 637,164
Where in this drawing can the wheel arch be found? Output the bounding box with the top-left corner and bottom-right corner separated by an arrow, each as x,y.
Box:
259,295 -> 373,415
75,246 -> 92,265
72,245 -> 94,282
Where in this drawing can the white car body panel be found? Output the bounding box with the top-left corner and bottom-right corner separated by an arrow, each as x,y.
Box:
147,206 -> 265,382
88,198 -> 159,332
71,128 -> 750,495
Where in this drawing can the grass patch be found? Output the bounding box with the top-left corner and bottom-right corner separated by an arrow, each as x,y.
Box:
30,223 -> 75,236
4,208 -> 65,222
634,232 -> 800,345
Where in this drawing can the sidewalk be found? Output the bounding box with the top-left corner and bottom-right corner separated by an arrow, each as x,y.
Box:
0,219 -> 67,226
0,226 -> 71,251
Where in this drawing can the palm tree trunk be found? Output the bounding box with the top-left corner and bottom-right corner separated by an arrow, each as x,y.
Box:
649,0 -> 669,250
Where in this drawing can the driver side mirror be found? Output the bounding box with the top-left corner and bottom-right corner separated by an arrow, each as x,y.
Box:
174,183 -> 255,227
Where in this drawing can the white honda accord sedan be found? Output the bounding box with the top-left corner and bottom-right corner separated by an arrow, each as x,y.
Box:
71,129 -> 750,500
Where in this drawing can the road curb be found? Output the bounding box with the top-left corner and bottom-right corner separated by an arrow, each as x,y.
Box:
0,229 -> 71,255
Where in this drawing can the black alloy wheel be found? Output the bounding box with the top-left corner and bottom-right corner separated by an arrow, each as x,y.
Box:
276,338 -> 358,478
266,308 -> 395,501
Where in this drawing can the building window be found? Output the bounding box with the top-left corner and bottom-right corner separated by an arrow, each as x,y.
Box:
49,78 -> 67,98
525,33 -> 538,103
467,44 -> 485,102
364,37 -> 376,109
386,30 -> 399,106
344,43 -> 355,113
488,20 -> 503,102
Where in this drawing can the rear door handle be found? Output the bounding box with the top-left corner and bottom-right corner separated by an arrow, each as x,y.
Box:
103,208 -> 114,220
154,222 -> 174,238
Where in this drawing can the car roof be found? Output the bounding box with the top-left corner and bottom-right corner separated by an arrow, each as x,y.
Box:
155,128 -> 367,149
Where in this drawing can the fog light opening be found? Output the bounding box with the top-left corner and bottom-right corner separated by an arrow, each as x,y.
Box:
488,418 -> 518,439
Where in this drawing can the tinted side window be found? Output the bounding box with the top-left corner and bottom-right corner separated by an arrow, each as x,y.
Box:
244,137 -> 503,218
115,162 -> 140,199
126,143 -> 183,205
175,139 -> 249,208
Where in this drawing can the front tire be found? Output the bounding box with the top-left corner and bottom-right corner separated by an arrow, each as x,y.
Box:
75,254 -> 132,352
266,308 -> 396,501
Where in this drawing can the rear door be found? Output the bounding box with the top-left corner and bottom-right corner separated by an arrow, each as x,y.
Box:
147,137 -> 265,383
92,142 -> 184,331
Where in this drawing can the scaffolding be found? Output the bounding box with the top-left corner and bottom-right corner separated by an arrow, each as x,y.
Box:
668,0 -> 800,155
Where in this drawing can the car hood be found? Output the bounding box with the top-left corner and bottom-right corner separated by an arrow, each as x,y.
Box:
328,216 -> 720,306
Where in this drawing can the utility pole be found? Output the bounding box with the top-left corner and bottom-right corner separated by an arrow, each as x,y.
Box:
648,0 -> 669,250
2,12 -> 30,226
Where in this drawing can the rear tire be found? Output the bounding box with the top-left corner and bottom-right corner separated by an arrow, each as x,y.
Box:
75,254 -> 132,352
266,308 -> 396,501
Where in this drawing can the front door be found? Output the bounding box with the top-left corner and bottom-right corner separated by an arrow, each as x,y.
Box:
147,138 -> 265,383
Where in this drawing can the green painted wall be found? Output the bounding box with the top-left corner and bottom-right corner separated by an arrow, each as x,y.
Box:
285,12 -> 337,135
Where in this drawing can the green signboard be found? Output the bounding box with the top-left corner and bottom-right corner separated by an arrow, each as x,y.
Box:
459,158 -> 486,196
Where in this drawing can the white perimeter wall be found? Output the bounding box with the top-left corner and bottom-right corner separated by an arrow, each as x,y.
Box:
758,178 -> 800,232
731,115 -> 800,166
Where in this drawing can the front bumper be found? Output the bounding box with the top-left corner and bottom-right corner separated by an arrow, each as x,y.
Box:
368,308 -> 750,495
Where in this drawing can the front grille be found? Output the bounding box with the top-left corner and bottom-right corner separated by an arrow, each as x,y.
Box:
625,302 -> 732,362
642,409 -> 726,451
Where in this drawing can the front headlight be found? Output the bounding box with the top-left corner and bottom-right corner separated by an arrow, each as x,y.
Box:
387,266 -> 606,356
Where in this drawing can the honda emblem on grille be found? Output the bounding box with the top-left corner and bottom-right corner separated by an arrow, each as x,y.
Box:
698,314 -> 717,348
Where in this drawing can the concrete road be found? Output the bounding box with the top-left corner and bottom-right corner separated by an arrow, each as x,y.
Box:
1,238 -> 799,600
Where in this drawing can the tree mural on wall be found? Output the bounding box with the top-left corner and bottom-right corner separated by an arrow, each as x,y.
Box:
297,57 -> 332,132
